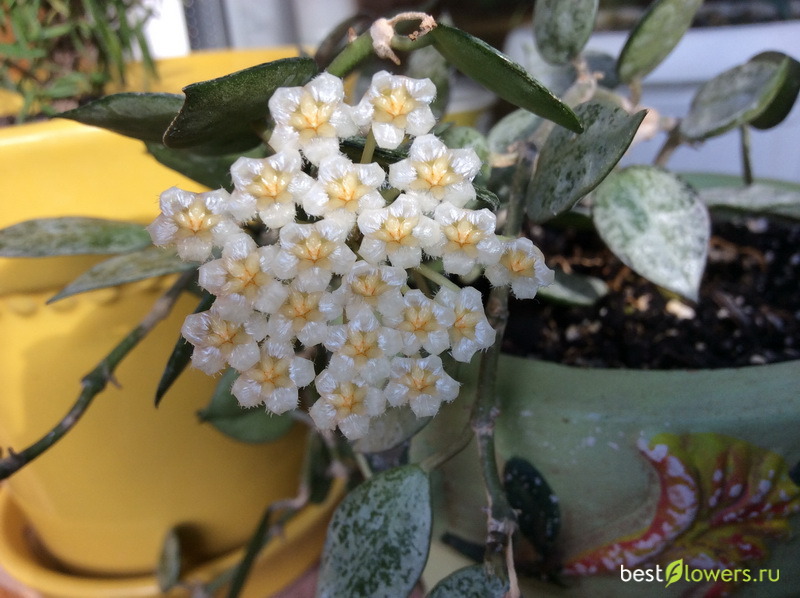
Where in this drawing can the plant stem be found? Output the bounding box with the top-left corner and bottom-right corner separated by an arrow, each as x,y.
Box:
414,263 -> 461,292
0,272 -> 193,480
653,125 -> 682,168
360,130 -> 377,164
468,153 -> 529,586
740,124 -> 754,185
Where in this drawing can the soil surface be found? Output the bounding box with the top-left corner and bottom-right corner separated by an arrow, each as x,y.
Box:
503,214 -> 800,369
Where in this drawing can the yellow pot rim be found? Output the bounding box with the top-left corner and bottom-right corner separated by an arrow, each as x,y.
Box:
0,479 -> 344,598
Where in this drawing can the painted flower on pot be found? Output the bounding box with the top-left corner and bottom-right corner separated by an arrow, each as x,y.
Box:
566,433 -> 800,597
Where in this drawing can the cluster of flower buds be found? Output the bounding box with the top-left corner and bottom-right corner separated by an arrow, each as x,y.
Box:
148,70 -> 553,440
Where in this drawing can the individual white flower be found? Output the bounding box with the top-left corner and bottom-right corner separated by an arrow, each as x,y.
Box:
148,187 -> 242,262
388,134 -> 481,211
484,237 -> 554,299
322,260 -> 407,320
266,283 -> 331,347
300,154 -> 385,227
268,72 -> 357,164
429,203 -> 503,275
181,303 -> 266,374
228,150 -> 305,227
357,196 -> 442,268
353,71 -> 436,149
231,341 -> 315,414
324,310 -> 402,385
384,355 -> 460,417
383,289 -> 455,356
435,287 -> 495,362
198,237 -> 288,312
274,220 -> 357,291
309,370 -> 387,440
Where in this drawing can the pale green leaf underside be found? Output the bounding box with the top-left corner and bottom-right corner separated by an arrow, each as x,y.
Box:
534,0 -> 598,65
487,108 -> 542,157
427,565 -> 508,598
48,246 -> 197,303
538,269 -> 609,306
528,101 -> 646,223
353,407 -> 430,454
0,217 -> 151,257
592,166 -> 710,300
198,368 -> 294,443
680,57 -> 790,140
317,465 -> 431,598
617,0 -> 703,83
699,183 -> 800,220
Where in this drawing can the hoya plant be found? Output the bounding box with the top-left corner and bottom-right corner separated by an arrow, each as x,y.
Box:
0,0 -> 799,596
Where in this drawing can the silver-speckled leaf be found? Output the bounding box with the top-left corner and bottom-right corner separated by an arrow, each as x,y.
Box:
428,565 -> 508,598
317,465 -> 431,598
47,246 -> 197,303
0,217 -> 151,257
617,0 -> 703,83
680,56 -> 791,141
487,108 -> 542,159
527,100 -> 646,223
534,0 -> 598,65
700,183 -> 800,220
592,166 -> 710,301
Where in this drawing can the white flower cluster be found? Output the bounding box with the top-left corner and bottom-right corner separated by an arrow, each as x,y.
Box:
148,70 -> 553,440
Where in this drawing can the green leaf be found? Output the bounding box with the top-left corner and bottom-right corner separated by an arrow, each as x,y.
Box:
48,246 -> 197,303
664,558 -> 684,588
197,368 -> 294,443
699,183 -> 800,220
527,101 -> 646,223
0,217 -> 152,257
617,0 -> 703,83
163,57 -> 318,153
306,433 -> 334,505
430,24 -> 583,134
679,55 -> 790,141
155,292 -> 215,407
537,269 -> 609,306
427,565 -> 508,598
317,465 -> 431,598
749,52 -> 800,130
146,143 -> 266,191
503,457 -> 561,559
487,108 -> 542,159
156,528 -> 182,592
533,0 -> 598,66
353,407 -> 430,454
59,93 -> 184,143
592,166 -> 710,301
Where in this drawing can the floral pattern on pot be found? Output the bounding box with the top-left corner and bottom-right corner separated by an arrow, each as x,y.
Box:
566,433 -> 800,597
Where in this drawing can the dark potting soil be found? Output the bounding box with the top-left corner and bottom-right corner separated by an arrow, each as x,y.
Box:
503,215 -> 800,369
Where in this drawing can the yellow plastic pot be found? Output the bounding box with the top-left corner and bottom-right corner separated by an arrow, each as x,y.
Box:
0,49 -> 339,597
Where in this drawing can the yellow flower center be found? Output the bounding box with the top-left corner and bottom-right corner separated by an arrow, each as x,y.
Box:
443,218 -> 483,248
292,231 -> 336,264
350,272 -> 386,298
225,252 -> 266,294
399,305 -> 436,333
402,364 -> 437,394
251,356 -> 291,388
453,307 -> 481,340
501,248 -> 536,276
174,200 -> 220,236
373,86 -> 417,125
413,156 -> 459,198
326,172 -> 370,211
375,214 -> 418,246
247,165 -> 293,204
329,382 -> 367,417
290,93 -> 336,140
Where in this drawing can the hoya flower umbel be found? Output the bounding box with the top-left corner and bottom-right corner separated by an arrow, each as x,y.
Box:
357,196 -> 442,269
231,341 -> 315,414
435,287 -> 496,363
309,371 -> 387,440
354,71 -> 436,149
389,134 -> 481,211
385,355 -> 460,418
229,150 -> 304,228
181,303 -> 267,374
485,237 -> 555,299
300,154 -> 386,226
148,187 -> 241,262
198,238 -> 288,313
268,72 -> 357,164
274,220 -> 357,291
384,289 -> 455,356
430,203 -> 502,276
